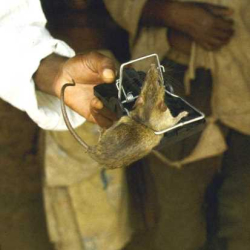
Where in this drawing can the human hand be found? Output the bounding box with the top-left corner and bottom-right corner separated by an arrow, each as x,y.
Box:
168,2 -> 235,51
54,52 -> 118,128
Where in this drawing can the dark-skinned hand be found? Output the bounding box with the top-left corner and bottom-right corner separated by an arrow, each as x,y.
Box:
54,52 -> 119,128
173,2 -> 234,51
34,51 -> 118,128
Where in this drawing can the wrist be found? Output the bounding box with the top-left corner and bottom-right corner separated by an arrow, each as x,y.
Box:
141,0 -> 176,26
161,2 -> 182,27
163,2 -> 194,33
33,53 -> 68,97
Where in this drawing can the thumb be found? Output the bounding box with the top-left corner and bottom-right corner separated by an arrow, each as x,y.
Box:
102,68 -> 116,83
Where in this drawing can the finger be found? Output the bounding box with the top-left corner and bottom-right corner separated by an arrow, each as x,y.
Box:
90,97 -> 118,121
215,17 -> 234,31
199,38 -> 223,51
84,51 -> 116,84
92,113 -> 114,128
90,106 -> 114,128
212,28 -> 234,41
201,42 -> 216,51
90,97 -> 104,110
206,37 -> 230,51
202,3 -> 234,17
97,106 -> 119,122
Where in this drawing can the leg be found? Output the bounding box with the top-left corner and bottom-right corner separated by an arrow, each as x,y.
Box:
214,129 -> 250,249
149,154 -> 220,250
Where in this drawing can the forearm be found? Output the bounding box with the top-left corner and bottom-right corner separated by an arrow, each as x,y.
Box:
141,0 -> 234,52
141,0 -> 186,29
33,53 -> 68,97
141,0 -> 194,53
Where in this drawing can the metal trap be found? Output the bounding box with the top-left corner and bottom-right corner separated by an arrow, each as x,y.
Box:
94,54 -> 206,148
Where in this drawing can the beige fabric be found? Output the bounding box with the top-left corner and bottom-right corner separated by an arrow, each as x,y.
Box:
68,167 -> 131,250
44,187 -> 83,250
103,0 -> 147,40
45,122 -> 101,187
152,118 -> 227,168
105,0 -> 250,167
44,163 -> 132,250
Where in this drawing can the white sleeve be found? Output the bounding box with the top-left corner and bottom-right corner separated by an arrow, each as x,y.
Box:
0,0 -> 85,130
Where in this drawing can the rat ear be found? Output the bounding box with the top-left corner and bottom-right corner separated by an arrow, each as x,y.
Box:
158,101 -> 168,112
133,96 -> 144,109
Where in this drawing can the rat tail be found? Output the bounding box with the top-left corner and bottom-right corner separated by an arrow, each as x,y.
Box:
60,81 -> 90,151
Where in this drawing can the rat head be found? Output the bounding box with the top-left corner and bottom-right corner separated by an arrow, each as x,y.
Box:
130,64 -> 168,131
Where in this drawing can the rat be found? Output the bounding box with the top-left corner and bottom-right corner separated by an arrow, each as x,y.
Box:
61,64 -> 188,169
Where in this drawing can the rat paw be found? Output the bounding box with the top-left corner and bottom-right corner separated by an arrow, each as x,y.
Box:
174,111 -> 188,123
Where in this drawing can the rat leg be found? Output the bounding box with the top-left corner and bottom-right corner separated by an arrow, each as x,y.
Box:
161,110 -> 188,129
173,111 -> 188,124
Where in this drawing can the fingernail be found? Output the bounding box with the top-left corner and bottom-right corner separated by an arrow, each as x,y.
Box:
102,69 -> 115,80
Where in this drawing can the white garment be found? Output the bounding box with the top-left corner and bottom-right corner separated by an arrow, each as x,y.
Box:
0,0 -> 85,130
